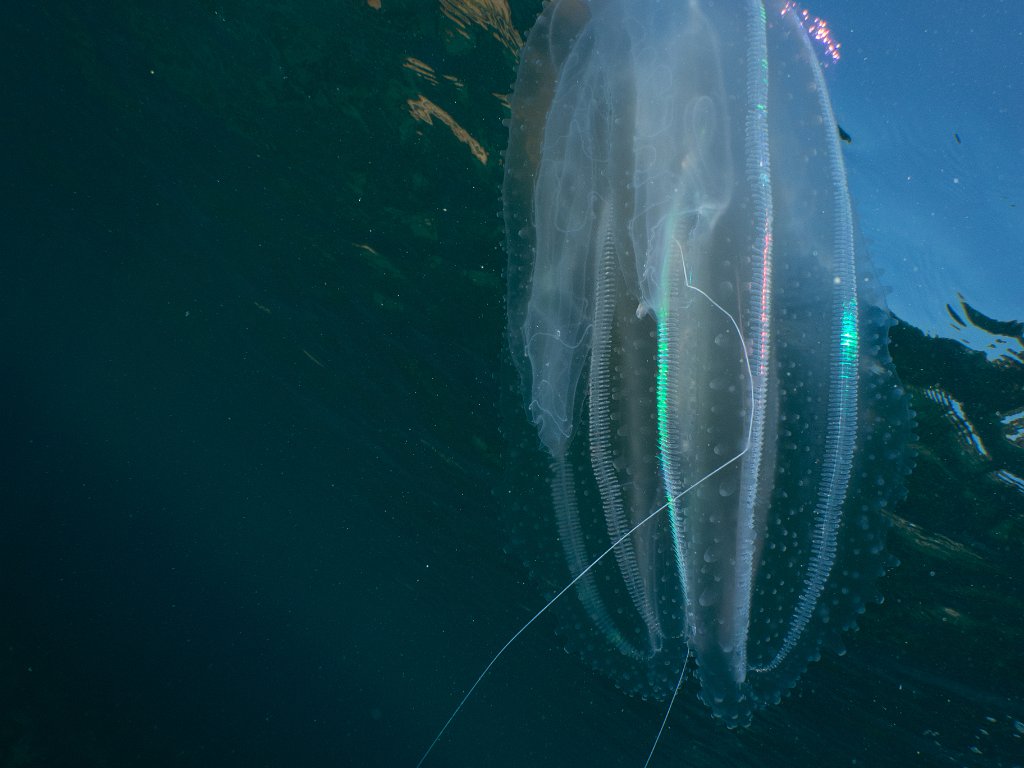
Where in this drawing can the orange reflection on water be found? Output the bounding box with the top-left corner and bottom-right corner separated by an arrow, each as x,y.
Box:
440,0 -> 523,53
406,94 -> 488,165
404,57 -> 439,86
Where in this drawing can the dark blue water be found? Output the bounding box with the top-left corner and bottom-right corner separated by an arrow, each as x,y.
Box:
3,2 -> 1022,767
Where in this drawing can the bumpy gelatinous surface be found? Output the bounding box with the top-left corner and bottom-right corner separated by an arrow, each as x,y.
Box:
504,0 -> 912,725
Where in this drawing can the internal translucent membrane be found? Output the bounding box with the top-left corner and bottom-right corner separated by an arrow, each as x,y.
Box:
504,0 -> 911,725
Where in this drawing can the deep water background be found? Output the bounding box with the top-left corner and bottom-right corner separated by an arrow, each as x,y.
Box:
3,2 -> 1022,767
